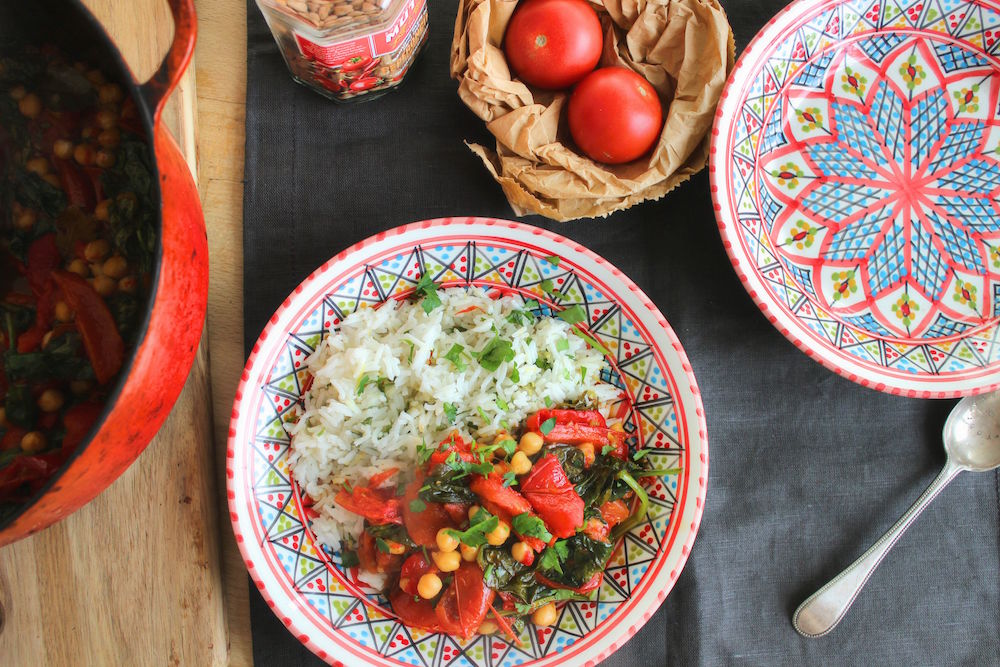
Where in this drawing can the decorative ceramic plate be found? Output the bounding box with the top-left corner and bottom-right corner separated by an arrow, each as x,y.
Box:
712,0 -> 1000,397
227,218 -> 708,666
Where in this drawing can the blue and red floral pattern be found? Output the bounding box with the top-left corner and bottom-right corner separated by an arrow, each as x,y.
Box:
713,0 -> 1000,396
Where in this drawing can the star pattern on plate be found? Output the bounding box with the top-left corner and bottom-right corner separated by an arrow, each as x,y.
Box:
246,241 -> 686,666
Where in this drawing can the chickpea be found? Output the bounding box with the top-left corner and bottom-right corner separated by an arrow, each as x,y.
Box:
89,262 -> 103,277
92,274 -> 117,297
84,239 -> 111,262
531,602 -> 558,627
26,156 -> 50,175
53,139 -> 74,159
95,149 -> 115,169
9,84 -> 26,100
42,173 -> 61,188
509,451 -> 532,476
519,431 -> 544,455
485,520 -> 511,546
14,209 -> 37,231
468,504 -> 481,520
98,83 -> 123,104
511,541 -> 534,566
70,379 -> 93,396
54,301 -> 73,323
478,620 -> 498,635
494,434 -> 517,459
96,109 -> 117,130
38,389 -> 65,413
18,93 -> 42,118
385,540 -> 406,555
577,442 -> 595,467
103,255 -> 128,279
67,258 -> 90,277
21,431 -> 47,454
459,543 -> 479,562
41,330 -> 54,349
97,128 -> 120,149
73,143 -> 95,166
94,199 -> 112,221
431,549 -> 461,573
417,572 -> 442,600
435,528 -> 459,553
118,275 -> 138,295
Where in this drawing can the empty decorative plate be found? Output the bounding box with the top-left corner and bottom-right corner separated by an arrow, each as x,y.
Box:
712,0 -> 1000,397
227,218 -> 708,666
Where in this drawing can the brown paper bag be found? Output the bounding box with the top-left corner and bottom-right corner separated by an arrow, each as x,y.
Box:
450,0 -> 735,221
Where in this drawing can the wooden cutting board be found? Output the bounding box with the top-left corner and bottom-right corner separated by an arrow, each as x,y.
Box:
0,1 -> 231,664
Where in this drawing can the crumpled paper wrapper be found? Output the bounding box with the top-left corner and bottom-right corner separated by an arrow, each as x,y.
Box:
451,0 -> 735,221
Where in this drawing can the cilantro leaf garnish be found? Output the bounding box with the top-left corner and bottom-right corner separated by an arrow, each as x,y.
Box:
443,343 -> 467,371
556,338 -> 569,352
539,417 -> 557,435
556,304 -> 586,325
375,537 -> 391,554
570,328 -> 611,356
409,498 -> 427,512
512,513 -> 553,542
476,336 -> 515,372
496,395 -> 509,411
502,470 -> 518,487
443,402 -> 457,423
414,271 -> 442,313
632,448 -> 649,460
538,539 -> 569,574
509,363 -> 520,383
541,279 -> 568,300
447,508 -> 500,547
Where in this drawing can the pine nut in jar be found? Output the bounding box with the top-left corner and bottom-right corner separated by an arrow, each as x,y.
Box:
255,0 -> 429,102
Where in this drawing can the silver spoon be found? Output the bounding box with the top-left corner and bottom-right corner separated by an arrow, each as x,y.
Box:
793,391 -> 1000,638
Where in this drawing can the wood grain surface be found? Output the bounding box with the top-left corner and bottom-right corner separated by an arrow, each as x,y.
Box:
0,1 -> 249,664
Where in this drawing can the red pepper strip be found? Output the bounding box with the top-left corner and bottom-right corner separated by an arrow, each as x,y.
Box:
599,499 -> 631,529
0,452 -> 64,500
428,432 -> 475,466
53,158 -> 96,210
488,602 -> 522,646
520,454 -> 584,539
334,484 -> 403,525
366,466 -> 399,489
63,402 -> 104,451
2,292 -> 34,307
25,234 -> 60,297
17,325 -> 47,353
51,271 -> 124,385
525,409 -> 606,432
582,517 -> 609,542
469,472 -> 531,516
535,570 -> 604,595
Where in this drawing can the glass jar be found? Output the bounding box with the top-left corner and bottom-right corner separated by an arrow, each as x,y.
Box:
255,0 -> 429,102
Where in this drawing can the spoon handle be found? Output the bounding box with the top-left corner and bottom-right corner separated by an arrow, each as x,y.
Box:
792,459 -> 964,637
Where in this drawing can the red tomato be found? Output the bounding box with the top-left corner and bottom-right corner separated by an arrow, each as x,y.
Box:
434,562 -> 495,638
339,55 -> 374,73
567,66 -> 663,164
401,475 -> 453,547
390,588 -> 442,633
503,0 -> 603,90
399,553 -> 437,596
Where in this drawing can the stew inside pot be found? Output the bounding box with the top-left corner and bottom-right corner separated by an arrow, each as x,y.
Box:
0,44 -> 154,515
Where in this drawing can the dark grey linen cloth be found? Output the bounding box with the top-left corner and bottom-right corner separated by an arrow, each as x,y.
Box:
243,1 -> 1000,663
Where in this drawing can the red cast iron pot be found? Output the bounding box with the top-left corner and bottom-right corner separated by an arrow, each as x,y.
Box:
0,0 -> 208,545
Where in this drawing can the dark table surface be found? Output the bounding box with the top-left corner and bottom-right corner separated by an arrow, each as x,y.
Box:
243,0 -> 1000,664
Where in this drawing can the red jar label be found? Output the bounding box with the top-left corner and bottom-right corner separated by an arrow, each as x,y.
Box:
294,0 -> 427,67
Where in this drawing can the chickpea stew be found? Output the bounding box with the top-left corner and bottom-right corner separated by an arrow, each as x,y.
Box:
331,410 -> 671,641
0,45 -> 155,515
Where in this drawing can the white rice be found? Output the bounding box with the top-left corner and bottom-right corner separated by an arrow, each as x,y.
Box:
289,288 -> 619,552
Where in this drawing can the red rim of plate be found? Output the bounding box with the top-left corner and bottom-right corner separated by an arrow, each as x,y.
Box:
226,217 -> 709,666
709,0 -> 1000,399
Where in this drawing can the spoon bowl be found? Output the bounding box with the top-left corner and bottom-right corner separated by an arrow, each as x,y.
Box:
943,392 -> 1000,472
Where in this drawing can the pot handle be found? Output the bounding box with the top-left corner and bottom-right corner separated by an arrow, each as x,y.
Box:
140,0 -> 197,123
